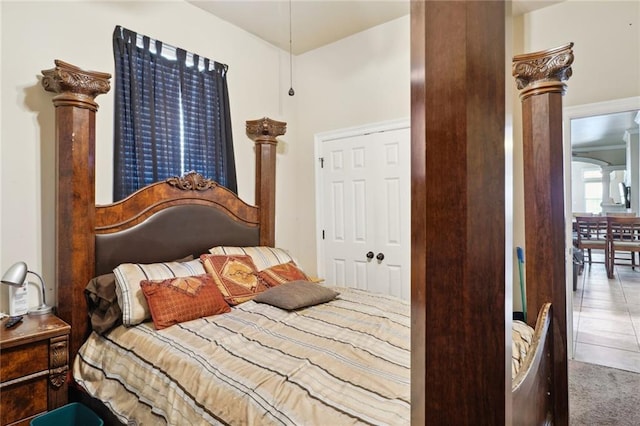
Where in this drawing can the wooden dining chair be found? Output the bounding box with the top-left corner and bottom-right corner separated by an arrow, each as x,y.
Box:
574,216 -> 609,275
606,216 -> 640,278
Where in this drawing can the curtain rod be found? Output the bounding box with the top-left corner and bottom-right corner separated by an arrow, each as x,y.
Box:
115,25 -> 228,73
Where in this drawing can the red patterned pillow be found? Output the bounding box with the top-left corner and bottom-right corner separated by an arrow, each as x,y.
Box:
200,254 -> 268,305
257,261 -> 311,287
140,274 -> 231,330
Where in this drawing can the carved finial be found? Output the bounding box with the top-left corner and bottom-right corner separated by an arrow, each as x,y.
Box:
246,117 -> 287,144
512,43 -> 574,100
41,60 -> 111,111
166,171 -> 217,191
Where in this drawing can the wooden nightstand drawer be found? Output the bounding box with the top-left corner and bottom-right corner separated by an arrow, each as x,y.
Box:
0,377 -> 48,425
0,314 -> 70,426
0,340 -> 48,382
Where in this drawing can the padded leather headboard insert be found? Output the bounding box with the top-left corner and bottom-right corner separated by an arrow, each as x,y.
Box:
95,204 -> 259,276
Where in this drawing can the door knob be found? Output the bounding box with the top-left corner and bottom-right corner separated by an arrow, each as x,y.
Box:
366,251 -> 374,260
376,252 -> 385,261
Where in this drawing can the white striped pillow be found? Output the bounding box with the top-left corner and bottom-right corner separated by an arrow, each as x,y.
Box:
114,259 -> 205,326
208,246 -> 298,271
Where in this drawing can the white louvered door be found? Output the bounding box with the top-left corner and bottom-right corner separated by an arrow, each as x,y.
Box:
320,126 -> 410,300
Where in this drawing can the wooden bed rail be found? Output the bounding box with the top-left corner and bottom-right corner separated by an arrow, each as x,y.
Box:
513,42 -> 574,425
512,303 -> 553,425
41,60 -> 282,359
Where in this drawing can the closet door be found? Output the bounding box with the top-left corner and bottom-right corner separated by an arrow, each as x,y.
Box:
320,126 -> 410,300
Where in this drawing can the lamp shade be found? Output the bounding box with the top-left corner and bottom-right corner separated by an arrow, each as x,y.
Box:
1,261 -> 27,287
1,261 -> 52,315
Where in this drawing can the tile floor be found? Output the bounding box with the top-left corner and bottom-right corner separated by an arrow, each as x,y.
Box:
572,250 -> 640,373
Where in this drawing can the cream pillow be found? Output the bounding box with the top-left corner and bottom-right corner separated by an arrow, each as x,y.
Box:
114,259 -> 205,326
208,246 -> 298,271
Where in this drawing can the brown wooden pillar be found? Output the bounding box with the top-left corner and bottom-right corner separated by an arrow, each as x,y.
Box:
411,2 -> 507,423
246,117 -> 286,247
41,60 -> 111,359
513,43 -> 574,426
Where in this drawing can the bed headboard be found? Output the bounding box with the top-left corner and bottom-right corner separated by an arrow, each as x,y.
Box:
41,59 -> 286,358
94,172 -> 261,276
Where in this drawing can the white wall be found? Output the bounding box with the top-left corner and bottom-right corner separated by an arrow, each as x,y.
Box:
0,1 -> 298,312
512,0 -> 640,313
512,0 -> 640,322
293,15 -> 410,273
523,0 -> 640,108
0,2 -> 410,313
4,1 -> 636,314
0,2 -> 3,306
512,14 -> 526,313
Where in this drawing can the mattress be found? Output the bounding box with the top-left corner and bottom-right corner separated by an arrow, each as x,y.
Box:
74,286 -> 411,425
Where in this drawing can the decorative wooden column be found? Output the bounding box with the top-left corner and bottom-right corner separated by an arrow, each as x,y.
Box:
411,2 -> 507,423
41,60 -> 111,359
513,42 -> 574,426
246,117 -> 286,247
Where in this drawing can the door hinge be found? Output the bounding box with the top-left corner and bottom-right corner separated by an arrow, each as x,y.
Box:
319,157 -> 324,168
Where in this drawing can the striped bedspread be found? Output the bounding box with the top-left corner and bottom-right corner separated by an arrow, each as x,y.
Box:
74,286 -> 410,426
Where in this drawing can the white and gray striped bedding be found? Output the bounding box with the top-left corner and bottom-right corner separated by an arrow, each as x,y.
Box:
73,286 -> 410,426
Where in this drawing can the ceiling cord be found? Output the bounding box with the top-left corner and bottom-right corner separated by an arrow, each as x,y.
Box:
288,0 -> 295,96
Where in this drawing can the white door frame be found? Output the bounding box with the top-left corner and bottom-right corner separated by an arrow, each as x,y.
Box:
314,118 -> 410,280
563,96 -> 640,358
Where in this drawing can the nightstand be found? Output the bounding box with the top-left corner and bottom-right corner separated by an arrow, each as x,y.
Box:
0,314 -> 70,426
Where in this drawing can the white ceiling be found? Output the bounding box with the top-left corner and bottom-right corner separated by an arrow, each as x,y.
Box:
571,110 -> 640,166
187,0 -> 565,55
187,0 -> 638,161
572,111 -> 639,149
188,0 -> 408,55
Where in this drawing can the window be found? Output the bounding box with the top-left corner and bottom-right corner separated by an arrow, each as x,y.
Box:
583,168 -> 602,213
112,26 -> 236,201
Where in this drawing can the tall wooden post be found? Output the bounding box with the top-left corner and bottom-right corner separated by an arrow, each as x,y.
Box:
513,42 -> 574,426
411,2 -> 507,423
41,60 -> 111,359
246,117 -> 286,247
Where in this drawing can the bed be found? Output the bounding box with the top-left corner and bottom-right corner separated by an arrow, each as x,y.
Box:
39,19 -> 571,426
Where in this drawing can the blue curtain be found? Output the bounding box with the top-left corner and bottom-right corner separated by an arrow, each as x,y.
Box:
113,26 -> 237,200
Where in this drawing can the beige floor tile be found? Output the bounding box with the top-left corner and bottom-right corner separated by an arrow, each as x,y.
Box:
623,288 -> 640,299
580,297 -> 630,311
579,284 -> 616,295
575,328 -> 640,351
573,342 -> 640,373
572,256 -> 640,374
628,304 -> 640,315
577,317 -> 636,336
578,306 -> 633,322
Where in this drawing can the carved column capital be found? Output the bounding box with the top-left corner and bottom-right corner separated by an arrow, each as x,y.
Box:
512,43 -> 574,100
246,117 -> 287,145
41,60 -> 111,111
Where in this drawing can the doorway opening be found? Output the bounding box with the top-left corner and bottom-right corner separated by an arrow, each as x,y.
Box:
564,97 -> 640,363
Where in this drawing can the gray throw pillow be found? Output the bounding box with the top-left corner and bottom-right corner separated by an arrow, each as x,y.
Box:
254,281 -> 339,310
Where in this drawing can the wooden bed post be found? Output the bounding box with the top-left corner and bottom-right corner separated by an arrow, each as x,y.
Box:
411,2 -> 507,423
513,43 -> 574,426
41,60 -> 111,360
246,117 -> 286,247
